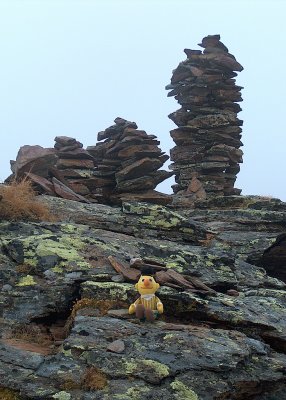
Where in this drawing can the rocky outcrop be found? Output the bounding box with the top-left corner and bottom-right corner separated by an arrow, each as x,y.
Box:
166,35 -> 244,206
257,233 -> 286,283
7,119 -> 172,206
87,117 -> 173,205
0,195 -> 286,399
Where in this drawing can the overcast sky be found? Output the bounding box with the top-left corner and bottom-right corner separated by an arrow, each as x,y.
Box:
1,0 -> 286,200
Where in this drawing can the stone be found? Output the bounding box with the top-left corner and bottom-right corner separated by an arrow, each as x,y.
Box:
258,233 -> 286,282
88,118 -> 171,205
106,339 -> 125,353
13,145 -> 57,178
167,35 -> 244,203
52,178 -> 90,203
0,195 -> 286,398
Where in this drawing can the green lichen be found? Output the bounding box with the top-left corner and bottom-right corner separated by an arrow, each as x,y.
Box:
141,359 -> 169,378
171,379 -> 199,400
124,202 -> 187,230
124,358 -> 169,379
52,392 -> 71,400
61,348 -> 72,357
16,274 -> 36,286
164,333 -> 175,340
114,386 -> 150,400
83,281 -> 133,301
124,359 -> 137,375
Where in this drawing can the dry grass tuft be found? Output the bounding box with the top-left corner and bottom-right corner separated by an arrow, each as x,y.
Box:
70,298 -> 128,319
0,179 -> 54,221
0,387 -> 20,400
81,366 -> 108,390
9,324 -> 51,347
64,298 -> 128,335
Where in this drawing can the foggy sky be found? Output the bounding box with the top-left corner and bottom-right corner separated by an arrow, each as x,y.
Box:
1,0 -> 286,200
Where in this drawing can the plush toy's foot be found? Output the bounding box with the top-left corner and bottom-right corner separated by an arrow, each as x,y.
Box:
145,308 -> 155,322
135,304 -> 145,320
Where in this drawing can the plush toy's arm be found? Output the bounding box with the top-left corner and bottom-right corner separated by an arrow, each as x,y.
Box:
156,297 -> 164,314
128,297 -> 141,314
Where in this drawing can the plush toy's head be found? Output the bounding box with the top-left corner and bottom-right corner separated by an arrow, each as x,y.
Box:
135,268 -> 160,295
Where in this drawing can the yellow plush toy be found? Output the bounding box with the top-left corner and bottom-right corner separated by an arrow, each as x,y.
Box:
128,270 -> 163,322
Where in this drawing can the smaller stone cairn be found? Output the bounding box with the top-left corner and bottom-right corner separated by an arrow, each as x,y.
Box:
87,117 -> 173,205
53,136 -> 95,198
166,34 -> 244,205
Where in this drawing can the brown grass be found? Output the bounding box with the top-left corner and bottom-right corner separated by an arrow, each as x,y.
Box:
64,298 -> 128,335
9,324 -> 52,347
0,179 -> 54,221
81,366 -> 108,390
0,387 -> 20,400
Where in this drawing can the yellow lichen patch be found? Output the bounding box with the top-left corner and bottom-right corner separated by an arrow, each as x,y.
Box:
141,359 -> 170,378
81,366 -> 108,390
171,379 -> 199,400
114,386 -> 150,400
125,358 -> 170,380
52,392 -> 71,400
16,274 -> 36,286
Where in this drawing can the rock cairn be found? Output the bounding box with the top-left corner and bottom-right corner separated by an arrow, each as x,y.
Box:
53,136 -> 95,197
166,34 -> 244,205
7,124 -> 172,205
7,138 -> 97,203
87,117 -> 173,205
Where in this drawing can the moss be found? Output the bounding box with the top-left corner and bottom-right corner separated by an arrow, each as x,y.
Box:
16,274 -> 36,286
170,380 -> 199,400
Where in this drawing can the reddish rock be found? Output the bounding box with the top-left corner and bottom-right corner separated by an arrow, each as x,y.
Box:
56,159 -> 94,169
14,145 -> 57,179
52,177 -> 90,203
25,172 -> 56,196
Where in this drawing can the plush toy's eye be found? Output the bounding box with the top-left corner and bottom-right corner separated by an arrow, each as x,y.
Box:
142,278 -> 145,282
149,278 -> 152,282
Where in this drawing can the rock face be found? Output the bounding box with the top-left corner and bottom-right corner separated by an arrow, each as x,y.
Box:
87,117 -> 173,205
0,195 -> 286,399
258,233 -> 286,282
166,35 -> 244,205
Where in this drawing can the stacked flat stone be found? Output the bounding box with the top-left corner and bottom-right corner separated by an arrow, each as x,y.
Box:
166,34 -> 244,203
53,136 -> 96,197
87,117 -> 172,205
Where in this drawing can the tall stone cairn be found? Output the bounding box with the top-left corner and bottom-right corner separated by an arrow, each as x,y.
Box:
87,117 -> 173,205
166,35 -> 244,205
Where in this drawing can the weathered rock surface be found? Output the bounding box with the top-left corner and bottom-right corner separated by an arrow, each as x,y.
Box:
167,35 -> 244,205
0,195 -> 286,399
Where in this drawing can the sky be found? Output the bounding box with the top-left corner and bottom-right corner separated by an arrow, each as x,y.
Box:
0,0 -> 286,200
